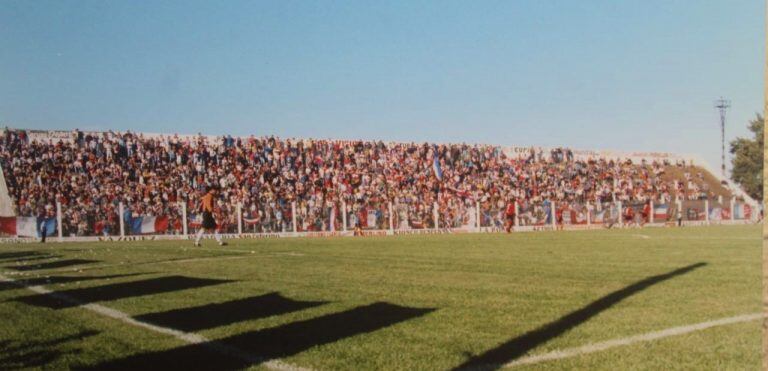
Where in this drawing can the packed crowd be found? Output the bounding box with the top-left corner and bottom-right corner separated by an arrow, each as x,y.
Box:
0,128 -> 723,236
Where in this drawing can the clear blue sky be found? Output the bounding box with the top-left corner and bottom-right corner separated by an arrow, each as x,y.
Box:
0,1 -> 762,171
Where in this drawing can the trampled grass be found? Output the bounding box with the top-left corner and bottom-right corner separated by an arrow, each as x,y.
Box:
0,225 -> 760,370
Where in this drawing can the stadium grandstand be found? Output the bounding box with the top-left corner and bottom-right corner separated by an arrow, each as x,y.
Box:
0,127 -> 758,241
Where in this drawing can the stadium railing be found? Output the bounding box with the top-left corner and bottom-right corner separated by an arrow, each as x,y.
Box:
479,200 -> 505,231
515,200 -> 551,229
0,196 -> 758,243
556,201 -> 590,226
437,198 -> 476,231
393,198 -> 434,231
345,199 -> 390,233
681,199 -> 707,223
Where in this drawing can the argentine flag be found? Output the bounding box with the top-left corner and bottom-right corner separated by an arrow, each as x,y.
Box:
432,146 -> 443,181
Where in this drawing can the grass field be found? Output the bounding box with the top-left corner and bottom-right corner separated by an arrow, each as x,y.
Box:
0,225 -> 761,370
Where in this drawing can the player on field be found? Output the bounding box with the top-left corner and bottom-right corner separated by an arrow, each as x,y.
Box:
555,202 -> 565,230
641,201 -> 651,226
623,205 -> 635,227
194,186 -> 227,246
37,204 -> 53,243
504,198 -> 516,233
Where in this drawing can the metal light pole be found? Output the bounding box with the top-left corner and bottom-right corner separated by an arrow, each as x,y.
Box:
714,97 -> 730,177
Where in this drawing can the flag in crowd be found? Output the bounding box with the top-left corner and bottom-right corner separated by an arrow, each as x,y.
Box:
543,201 -> 552,224
367,209 -> 378,227
721,208 -> 731,220
562,209 -> 572,224
733,204 -> 751,219
574,210 -> 587,224
432,145 -> 443,181
708,207 -> 722,221
129,215 -> 169,234
0,216 -> 55,237
708,206 -> 732,221
653,204 -> 668,220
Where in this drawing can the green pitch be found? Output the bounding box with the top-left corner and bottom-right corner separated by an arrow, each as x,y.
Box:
0,225 -> 760,370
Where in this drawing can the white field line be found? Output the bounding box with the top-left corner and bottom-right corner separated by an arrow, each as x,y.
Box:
623,235 -> 759,241
0,274 -> 310,371
654,236 -> 759,240
572,235 -> 758,241
501,313 -> 764,368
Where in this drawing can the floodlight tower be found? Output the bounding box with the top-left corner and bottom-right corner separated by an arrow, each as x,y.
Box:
714,97 -> 730,177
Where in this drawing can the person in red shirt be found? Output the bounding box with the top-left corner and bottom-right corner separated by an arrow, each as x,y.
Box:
641,201 -> 651,225
624,206 -> 635,226
504,198 -> 516,233
555,203 -> 565,230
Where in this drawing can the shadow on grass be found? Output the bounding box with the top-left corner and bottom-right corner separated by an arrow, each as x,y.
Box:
0,273 -> 149,293
454,262 -> 707,370
15,276 -> 235,309
135,292 -> 327,332
0,330 -> 99,369
83,302 -> 435,370
4,254 -> 63,263
0,251 -> 49,261
5,259 -> 100,272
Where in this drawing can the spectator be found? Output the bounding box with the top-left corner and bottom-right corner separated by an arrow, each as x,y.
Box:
0,129 -> 700,235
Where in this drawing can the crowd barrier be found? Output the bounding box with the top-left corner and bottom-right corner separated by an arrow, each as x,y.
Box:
0,197 -> 757,243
